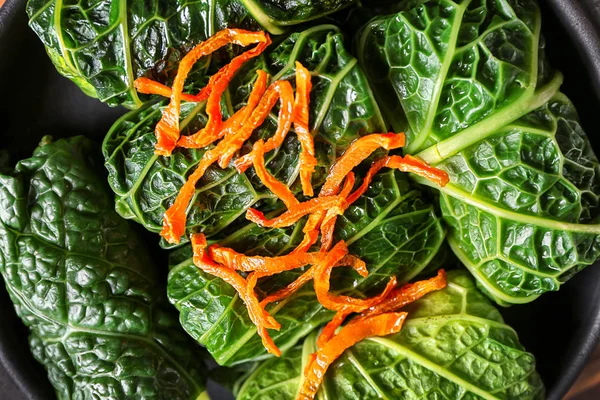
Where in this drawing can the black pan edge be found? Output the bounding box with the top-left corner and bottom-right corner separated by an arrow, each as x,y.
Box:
1,0 -> 600,399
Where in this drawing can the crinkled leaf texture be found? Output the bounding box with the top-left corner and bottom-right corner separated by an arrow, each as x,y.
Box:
102,25 -> 389,249
357,0 -> 600,305
96,26 -> 450,366
235,271 -> 545,400
168,168 -> 445,366
0,137 -> 208,399
26,0 -> 355,108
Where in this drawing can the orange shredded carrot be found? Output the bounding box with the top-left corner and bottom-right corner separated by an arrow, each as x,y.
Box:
313,241 -> 397,313
387,154 -> 449,186
209,246 -> 320,273
178,69 -> 269,149
153,29 -> 270,156
293,61 -> 316,197
246,196 -> 345,228
298,312 -> 407,400
134,78 -> 204,102
249,140 -> 299,209
160,72 -> 272,244
319,172 -> 355,251
260,268 -> 314,307
221,79 -> 294,168
190,234 -> 281,355
320,133 -> 405,197
361,269 -> 447,318
316,310 -> 349,350
233,80 -> 295,172
259,254 -> 367,307
178,43 -> 270,149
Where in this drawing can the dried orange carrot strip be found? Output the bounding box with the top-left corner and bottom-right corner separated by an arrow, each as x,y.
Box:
387,154 -> 449,187
250,140 -> 299,209
316,310 -> 349,350
233,80 -> 295,172
346,157 -> 390,205
178,70 -> 268,149
160,72 -> 270,244
320,133 -> 405,197
313,241 -> 397,313
190,234 -> 280,334
298,312 -> 407,400
209,246 -> 320,273
260,268 -> 314,307
361,270 -> 447,318
293,61 -> 316,197
220,79 -> 294,168
134,78 -> 204,102
319,173 -> 355,252
154,29 -> 270,156
246,196 -> 344,228
161,152 -> 218,243
259,254 -> 367,307
178,44 -> 270,149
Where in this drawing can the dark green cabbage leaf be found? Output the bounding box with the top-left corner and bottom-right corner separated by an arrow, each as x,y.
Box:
26,0 -> 355,108
357,0 -> 600,305
102,25 -> 388,249
235,271 -> 545,400
0,137 -> 208,399
167,168 -> 445,365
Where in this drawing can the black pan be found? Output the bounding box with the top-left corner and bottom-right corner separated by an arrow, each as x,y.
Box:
0,0 -> 600,398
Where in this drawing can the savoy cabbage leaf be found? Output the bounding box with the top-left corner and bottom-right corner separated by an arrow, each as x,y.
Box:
167,169 -> 445,365
102,25 -> 388,249
357,0 -> 600,305
0,136 -> 208,399
235,271 -> 545,400
26,0 -> 356,108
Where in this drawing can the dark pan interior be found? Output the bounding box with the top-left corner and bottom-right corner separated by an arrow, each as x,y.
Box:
1,0 -> 600,398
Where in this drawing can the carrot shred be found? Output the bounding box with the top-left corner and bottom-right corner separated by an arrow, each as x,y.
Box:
153,29 -> 270,156
259,254 -> 367,307
209,246 -> 320,273
233,80 -> 295,172
313,241 -> 397,313
298,312 -> 407,400
293,61 -> 316,197
320,133 -> 405,197
249,140 -> 299,209
134,78 -> 204,103
361,269 -> 447,318
319,172 -> 355,252
246,196 -> 345,228
190,234 -> 281,354
160,73 -> 276,244
178,69 -> 269,149
178,43 -> 270,149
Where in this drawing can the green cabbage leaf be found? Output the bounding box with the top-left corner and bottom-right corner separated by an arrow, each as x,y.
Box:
0,136 -> 208,399
236,271 -> 545,400
356,0 -> 600,305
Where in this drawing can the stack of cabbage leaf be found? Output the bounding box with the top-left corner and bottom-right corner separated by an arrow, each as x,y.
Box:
357,0 -> 600,305
236,271 -> 545,400
102,25 -> 446,365
0,137 -> 208,399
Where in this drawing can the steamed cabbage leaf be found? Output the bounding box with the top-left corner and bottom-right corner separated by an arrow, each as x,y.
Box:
235,271 -> 545,400
167,169 -> 445,365
26,0 -> 355,107
102,25 -> 388,248
357,0 -> 600,305
0,137 -> 208,399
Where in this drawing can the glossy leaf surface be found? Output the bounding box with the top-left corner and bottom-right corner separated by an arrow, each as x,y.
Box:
236,271 -> 545,400
357,0 -> 600,304
0,137 -> 208,399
